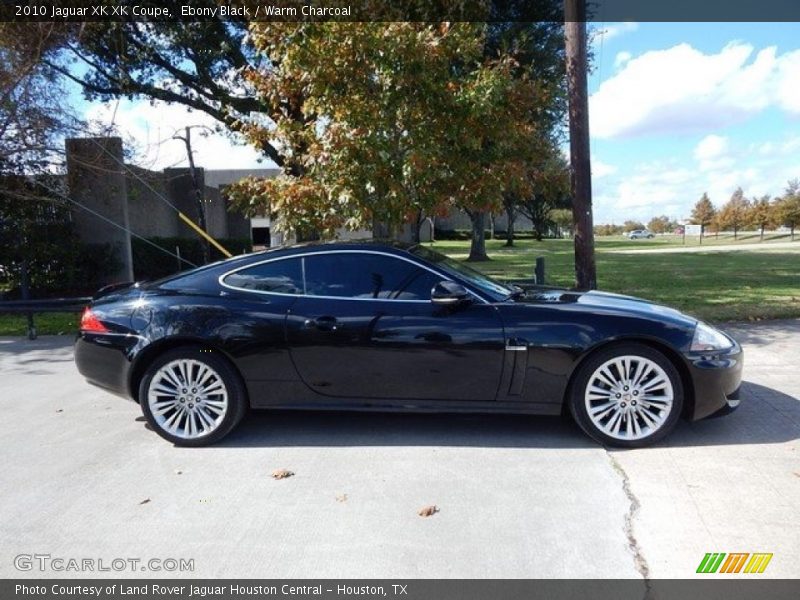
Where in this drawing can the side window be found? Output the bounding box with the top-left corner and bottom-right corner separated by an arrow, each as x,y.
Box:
303,253 -> 440,300
395,269 -> 441,300
223,258 -> 304,294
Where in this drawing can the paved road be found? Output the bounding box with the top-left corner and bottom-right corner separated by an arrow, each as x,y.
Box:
0,323 -> 798,579
607,240 -> 800,254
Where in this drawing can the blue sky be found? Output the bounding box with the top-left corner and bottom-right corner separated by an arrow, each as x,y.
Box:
587,22 -> 800,223
76,22 -> 800,224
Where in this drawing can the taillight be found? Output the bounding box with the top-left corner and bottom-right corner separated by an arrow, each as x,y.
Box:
80,307 -> 109,333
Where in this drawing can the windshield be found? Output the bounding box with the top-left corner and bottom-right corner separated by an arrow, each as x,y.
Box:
409,245 -> 512,302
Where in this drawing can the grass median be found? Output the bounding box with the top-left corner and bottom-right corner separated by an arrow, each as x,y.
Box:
429,236 -> 800,323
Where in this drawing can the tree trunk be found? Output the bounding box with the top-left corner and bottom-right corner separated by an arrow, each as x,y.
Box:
505,205 -> 515,247
410,210 -> 423,244
734,224 -> 738,240
760,225 -> 764,241
467,212 -> 490,262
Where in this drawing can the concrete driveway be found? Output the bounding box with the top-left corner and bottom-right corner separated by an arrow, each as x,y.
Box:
0,321 -> 798,579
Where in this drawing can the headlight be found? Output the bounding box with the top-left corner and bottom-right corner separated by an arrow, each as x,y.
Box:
691,322 -> 733,352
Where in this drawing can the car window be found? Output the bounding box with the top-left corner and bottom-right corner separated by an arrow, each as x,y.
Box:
303,253 -> 438,300
223,258 -> 304,294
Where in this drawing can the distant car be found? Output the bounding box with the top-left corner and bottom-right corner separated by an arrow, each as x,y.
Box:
628,230 -> 655,239
75,242 -> 742,448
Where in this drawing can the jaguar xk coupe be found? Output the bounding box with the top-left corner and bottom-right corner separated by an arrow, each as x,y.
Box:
75,242 -> 743,447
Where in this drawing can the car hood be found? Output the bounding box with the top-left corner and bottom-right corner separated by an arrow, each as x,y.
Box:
513,288 -> 697,325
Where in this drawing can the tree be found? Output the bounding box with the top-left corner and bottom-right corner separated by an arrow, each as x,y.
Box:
622,220 -> 645,232
32,15 -> 299,170
775,179 -> 800,240
550,208 -> 573,238
716,187 -> 750,239
647,215 -> 672,234
227,22 -> 562,263
0,23 -> 78,175
502,193 -> 518,247
690,193 -> 716,237
517,151 -> 571,241
747,195 -> 775,241
594,223 -> 623,236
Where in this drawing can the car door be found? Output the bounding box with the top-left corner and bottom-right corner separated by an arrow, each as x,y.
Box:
286,251 -> 506,402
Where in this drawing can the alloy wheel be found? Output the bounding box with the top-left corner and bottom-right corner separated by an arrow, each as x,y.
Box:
584,355 -> 674,441
146,359 -> 229,439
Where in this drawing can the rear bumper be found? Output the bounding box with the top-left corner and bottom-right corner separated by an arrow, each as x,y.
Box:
74,334 -> 137,400
684,342 -> 744,420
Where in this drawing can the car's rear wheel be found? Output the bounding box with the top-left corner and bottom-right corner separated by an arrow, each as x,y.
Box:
139,347 -> 247,446
569,343 -> 683,448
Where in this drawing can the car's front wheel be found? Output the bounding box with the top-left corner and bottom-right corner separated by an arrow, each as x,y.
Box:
139,347 -> 248,446
569,343 -> 683,448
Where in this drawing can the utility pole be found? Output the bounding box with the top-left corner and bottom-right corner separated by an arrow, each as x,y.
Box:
565,0 -> 597,290
175,126 -> 210,264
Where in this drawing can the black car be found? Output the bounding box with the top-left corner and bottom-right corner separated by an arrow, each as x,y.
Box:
75,242 -> 743,448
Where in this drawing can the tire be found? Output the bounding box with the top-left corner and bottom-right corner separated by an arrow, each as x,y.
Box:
569,343 -> 683,448
139,347 -> 248,446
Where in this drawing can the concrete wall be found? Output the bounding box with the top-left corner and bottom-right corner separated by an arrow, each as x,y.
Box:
126,166 -> 178,238
65,137 -> 134,283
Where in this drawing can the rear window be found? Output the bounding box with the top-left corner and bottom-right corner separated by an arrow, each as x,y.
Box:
222,258 -> 304,294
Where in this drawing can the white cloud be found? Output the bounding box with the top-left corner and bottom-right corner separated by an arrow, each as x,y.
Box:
84,99 -> 269,170
592,159 -> 617,177
593,132 -> 800,223
694,134 -> 728,161
590,42 -> 800,139
614,51 -> 632,69
693,134 -> 735,171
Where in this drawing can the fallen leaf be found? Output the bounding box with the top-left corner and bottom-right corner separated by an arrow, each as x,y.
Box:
175,470 -> 183,475
335,493 -> 348,503
271,468 -> 294,480
793,471 -> 800,478
55,409 -> 63,413
139,498 -> 151,505
418,505 -> 438,517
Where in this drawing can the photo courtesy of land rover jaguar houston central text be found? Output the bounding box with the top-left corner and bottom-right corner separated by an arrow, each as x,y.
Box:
74,242 -> 743,447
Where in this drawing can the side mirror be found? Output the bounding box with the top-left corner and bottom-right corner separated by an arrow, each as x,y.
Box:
431,281 -> 470,305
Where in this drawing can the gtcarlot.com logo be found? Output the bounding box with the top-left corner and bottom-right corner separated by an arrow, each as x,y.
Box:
14,554 -> 194,573
696,552 -> 773,574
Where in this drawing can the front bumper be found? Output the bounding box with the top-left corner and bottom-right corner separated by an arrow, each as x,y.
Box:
684,341 -> 743,420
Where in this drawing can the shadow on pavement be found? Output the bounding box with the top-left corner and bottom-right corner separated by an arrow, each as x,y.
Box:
218,380 -> 798,450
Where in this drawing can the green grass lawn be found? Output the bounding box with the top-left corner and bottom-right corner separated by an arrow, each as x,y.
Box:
0,312 -> 79,337
429,237 -> 800,323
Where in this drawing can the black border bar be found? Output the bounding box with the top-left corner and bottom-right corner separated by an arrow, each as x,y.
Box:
5,579 -> 800,600
3,0 -> 800,23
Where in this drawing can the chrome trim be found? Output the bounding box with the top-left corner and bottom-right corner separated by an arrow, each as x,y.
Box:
217,249 -> 489,305
505,344 -> 528,352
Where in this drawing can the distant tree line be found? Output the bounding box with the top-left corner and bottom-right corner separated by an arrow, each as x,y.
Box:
689,181 -> 800,240
593,180 -> 800,240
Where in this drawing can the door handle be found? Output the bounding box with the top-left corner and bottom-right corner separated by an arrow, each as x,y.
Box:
304,316 -> 338,332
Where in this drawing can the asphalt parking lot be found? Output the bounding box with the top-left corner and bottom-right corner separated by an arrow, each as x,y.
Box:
0,321 -> 798,579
